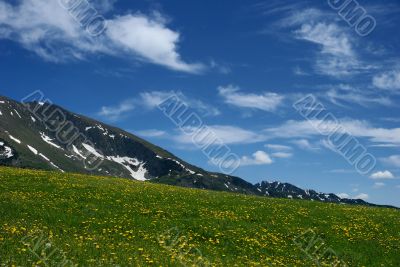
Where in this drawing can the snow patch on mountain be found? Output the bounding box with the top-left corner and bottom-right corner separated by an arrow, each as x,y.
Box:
0,142 -> 13,158
82,143 -> 104,158
9,135 -> 21,144
72,145 -> 86,159
40,132 -> 62,149
39,152 -> 64,172
27,145 -> 38,155
14,109 -> 22,118
165,158 -> 195,174
106,156 -> 148,181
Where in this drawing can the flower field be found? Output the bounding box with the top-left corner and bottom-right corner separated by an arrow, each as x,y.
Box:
0,167 -> 399,266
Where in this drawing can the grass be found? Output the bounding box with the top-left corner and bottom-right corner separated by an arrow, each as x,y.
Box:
0,167 -> 399,266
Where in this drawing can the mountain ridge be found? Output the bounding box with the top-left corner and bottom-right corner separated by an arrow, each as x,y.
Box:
0,95 -> 396,209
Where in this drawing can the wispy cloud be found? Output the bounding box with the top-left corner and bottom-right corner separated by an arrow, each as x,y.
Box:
218,85 -> 284,112
271,152 -> 293,158
275,8 -> 376,78
253,1 -> 308,16
373,182 -> 385,189
175,125 -> 267,146
293,66 -> 309,76
291,139 -> 319,151
98,99 -> 135,121
98,90 -> 220,121
327,169 -> 356,174
265,144 -> 292,151
373,70 -> 400,91
211,150 -> 273,167
264,119 -> 400,146
93,0 -> 117,13
294,21 -> 368,77
381,155 -> 400,168
0,0 -> 204,73
140,91 -> 221,117
318,84 -> 393,107
135,129 -> 167,137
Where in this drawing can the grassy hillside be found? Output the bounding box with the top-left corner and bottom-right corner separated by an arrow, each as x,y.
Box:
0,167 -> 399,266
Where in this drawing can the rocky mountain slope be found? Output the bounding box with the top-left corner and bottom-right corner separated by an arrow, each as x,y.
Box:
0,95 -> 395,208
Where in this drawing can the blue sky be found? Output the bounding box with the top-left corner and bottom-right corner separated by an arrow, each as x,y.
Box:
0,0 -> 400,206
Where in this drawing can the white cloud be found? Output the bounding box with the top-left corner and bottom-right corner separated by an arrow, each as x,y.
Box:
239,151 -> 273,166
98,99 -> 135,121
337,193 -> 349,199
140,91 -> 170,109
381,155 -> 400,167
265,120 -> 323,139
209,150 -> 273,168
265,119 -> 400,146
135,129 -> 166,137
373,182 -> 385,188
370,171 -> 395,180
338,192 -> 369,200
265,144 -> 292,151
373,70 -> 400,90
106,14 -> 204,73
354,193 -> 369,200
175,125 -> 267,146
218,85 -> 284,112
0,0 -> 204,73
140,91 -> 220,117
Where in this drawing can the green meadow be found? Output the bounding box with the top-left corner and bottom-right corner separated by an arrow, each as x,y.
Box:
0,167 -> 399,266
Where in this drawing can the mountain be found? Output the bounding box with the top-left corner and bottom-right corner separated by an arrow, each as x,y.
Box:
0,95 -> 256,195
254,181 -> 388,207
0,95 -> 395,208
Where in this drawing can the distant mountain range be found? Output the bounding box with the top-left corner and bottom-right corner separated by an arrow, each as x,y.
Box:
0,95 -> 396,209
